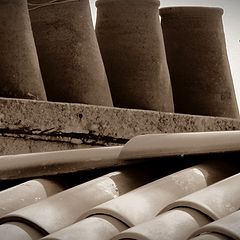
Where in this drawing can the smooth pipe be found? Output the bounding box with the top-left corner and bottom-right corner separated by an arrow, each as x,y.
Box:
162,173 -> 240,220
40,215 -> 127,240
1,131 -> 240,179
0,166 -> 164,235
81,160 -> 237,227
112,208 -> 211,240
0,179 -> 65,217
191,210 -> 240,240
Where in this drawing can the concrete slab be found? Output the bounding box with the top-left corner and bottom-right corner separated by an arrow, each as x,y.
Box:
0,97 -> 240,155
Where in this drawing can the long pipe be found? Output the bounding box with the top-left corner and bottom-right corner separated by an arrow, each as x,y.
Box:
0,130 -> 240,180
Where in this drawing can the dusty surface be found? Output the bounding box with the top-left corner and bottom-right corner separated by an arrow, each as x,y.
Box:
160,7 -> 239,118
29,0 -> 112,106
0,0 -> 46,100
95,0 -> 174,111
0,98 -> 240,155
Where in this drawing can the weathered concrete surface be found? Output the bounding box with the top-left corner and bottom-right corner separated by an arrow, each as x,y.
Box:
0,97 -> 240,155
0,136 -> 91,156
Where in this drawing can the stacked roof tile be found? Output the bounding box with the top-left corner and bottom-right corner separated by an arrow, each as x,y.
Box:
0,131 -> 240,240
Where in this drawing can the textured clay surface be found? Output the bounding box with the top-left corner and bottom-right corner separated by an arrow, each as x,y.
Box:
160,7 -> 239,118
0,0 -> 46,100
96,0 -> 174,111
29,0 -> 113,106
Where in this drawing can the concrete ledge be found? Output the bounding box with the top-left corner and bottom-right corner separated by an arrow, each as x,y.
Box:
0,97 -> 240,155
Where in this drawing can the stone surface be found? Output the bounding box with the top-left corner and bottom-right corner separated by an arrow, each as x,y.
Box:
0,136 -> 90,156
0,98 -> 240,155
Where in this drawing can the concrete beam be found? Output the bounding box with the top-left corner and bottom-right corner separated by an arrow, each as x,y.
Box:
0,97 -> 240,155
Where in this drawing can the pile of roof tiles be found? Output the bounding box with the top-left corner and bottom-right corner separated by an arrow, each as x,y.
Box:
0,131 -> 240,239
1,163 -> 240,240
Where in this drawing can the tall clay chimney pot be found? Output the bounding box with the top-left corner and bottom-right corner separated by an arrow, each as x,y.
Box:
29,0 -> 113,106
160,7 -> 239,118
95,0 -> 174,111
0,0 -> 47,100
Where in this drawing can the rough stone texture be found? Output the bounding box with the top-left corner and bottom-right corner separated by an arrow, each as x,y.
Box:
0,136 -> 90,156
29,0 -> 112,106
160,7 -> 239,118
0,98 -> 240,155
95,0 -> 174,111
0,0 -> 46,100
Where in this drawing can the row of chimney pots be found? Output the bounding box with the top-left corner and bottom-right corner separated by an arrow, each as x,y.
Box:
0,0 -> 239,118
